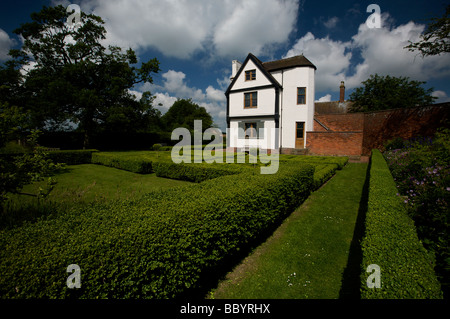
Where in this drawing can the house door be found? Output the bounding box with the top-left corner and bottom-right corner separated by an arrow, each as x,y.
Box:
295,122 -> 305,149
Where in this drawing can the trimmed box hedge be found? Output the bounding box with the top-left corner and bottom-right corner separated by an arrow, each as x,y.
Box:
152,161 -> 243,183
47,149 -> 98,165
91,152 -> 153,174
360,149 -> 442,299
0,163 -> 314,299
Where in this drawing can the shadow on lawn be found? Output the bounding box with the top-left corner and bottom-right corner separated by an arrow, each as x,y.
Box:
338,160 -> 371,299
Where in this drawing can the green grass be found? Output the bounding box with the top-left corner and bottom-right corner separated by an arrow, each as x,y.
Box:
210,163 -> 368,299
1,164 -> 192,229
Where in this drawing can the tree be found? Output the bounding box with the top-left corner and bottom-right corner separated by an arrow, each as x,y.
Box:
405,5 -> 450,56
8,5 -> 160,148
161,98 -> 214,132
348,74 -> 436,113
0,102 -> 61,205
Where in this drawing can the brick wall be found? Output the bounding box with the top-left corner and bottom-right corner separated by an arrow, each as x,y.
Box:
307,131 -> 363,156
307,103 -> 449,157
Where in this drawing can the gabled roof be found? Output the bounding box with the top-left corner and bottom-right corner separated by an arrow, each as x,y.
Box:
225,53 -> 317,96
262,55 -> 317,71
225,53 -> 281,96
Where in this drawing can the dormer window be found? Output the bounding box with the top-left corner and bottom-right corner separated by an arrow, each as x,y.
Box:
245,69 -> 256,81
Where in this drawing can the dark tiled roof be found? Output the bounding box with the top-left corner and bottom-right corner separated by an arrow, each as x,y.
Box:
262,55 -> 317,71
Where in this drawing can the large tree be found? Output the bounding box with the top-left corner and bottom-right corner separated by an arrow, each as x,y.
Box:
161,98 -> 214,132
8,5 -> 160,148
405,4 -> 450,57
348,74 -> 436,113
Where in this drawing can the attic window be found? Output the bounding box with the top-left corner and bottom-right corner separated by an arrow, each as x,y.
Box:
245,70 -> 256,81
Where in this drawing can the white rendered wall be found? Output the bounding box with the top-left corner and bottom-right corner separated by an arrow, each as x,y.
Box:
228,88 -> 276,117
275,67 -> 315,149
228,119 -> 278,149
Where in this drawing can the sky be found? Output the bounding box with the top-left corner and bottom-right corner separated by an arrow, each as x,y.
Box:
1,0 -> 449,132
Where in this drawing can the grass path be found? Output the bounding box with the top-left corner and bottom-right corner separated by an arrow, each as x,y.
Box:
210,162 -> 369,299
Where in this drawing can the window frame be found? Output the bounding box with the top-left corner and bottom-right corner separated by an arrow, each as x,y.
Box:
244,122 -> 258,139
244,91 -> 258,108
297,87 -> 306,105
245,69 -> 256,81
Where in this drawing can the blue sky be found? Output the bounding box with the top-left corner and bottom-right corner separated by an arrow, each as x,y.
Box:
1,0 -> 449,131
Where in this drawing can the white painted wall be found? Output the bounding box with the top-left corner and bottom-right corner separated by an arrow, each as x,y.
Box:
228,119 -> 278,149
231,59 -> 272,90
278,67 -> 315,149
228,88 -> 276,117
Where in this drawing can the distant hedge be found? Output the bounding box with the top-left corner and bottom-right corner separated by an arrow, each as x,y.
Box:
91,152 -> 153,174
360,149 -> 443,299
47,149 -> 98,165
0,164 -> 314,298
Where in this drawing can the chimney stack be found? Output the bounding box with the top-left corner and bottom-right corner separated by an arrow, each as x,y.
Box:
339,81 -> 345,103
231,60 -> 242,81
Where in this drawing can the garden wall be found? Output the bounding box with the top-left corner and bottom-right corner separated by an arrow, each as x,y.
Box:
307,103 -> 449,156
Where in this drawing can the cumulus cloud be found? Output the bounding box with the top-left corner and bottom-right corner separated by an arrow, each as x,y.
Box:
284,12 -> 450,93
316,94 -> 332,102
139,69 -> 227,129
432,90 -> 450,103
79,0 -> 299,59
0,29 -> 15,61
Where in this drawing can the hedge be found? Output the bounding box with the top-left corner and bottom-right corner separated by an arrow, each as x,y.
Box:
152,162 -> 243,183
47,149 -> 98,165
0,163 -> 314,298
360,149 -> 443,299
91,152 -> 153,174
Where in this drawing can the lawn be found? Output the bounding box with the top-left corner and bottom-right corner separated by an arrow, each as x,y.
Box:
1,164 -> 192,229
210,162 -> 369,299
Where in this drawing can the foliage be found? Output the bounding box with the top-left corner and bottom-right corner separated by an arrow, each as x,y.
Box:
348,74 -> 436,112
161,98 -> 214,132
383,129 -> 450,298
360,149 -> 443,299
405,5 -> 450,56
152,162 -> 243,183
46,149 -> 98,165
6,5 -> 160,148
91,152 -> 153,174
0,164 -> 314,298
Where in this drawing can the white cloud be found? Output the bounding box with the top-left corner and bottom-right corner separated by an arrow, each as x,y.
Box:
432,90 -> 450,103
323,16 -> 339,29
316,94 -> 332,102
284,13 -> 450,93
284,32 -> 351,92
139,69 -> 227,128
79,0 -> 299,59
0,29 -> 15,61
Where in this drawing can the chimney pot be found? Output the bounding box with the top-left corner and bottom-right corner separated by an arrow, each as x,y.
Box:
339,81 -> 345,103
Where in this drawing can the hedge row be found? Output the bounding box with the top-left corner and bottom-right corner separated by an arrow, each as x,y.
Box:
152,162 -> 243,183
312,164 -> 339,190
360,149 -> 443,299
47,149 -> 98,165
0,164 -> 314,298
91,152 -> 153,174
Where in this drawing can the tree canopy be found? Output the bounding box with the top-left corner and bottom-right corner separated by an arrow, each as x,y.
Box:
3,5 -> 161,148
161,98 -> 214,132
405,4 -> 450,57
348,74 -> 436,113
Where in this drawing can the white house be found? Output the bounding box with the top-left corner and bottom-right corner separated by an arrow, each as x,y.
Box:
225,53 -> 316,152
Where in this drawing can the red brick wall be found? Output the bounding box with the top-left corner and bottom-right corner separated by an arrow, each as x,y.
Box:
314,113 -> 364,131
306,131 -> 363,156
308,103 -> 449,157
362,104 -> 449,155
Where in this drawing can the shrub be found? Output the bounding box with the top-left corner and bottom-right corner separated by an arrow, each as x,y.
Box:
360,149 -> 443,299
0,164 -> 314,298
312,164 -> 339,190
91,152 -> 152,174
47,149 -> 98,165
152,161 -> 243,183
152,143 -> 162,151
